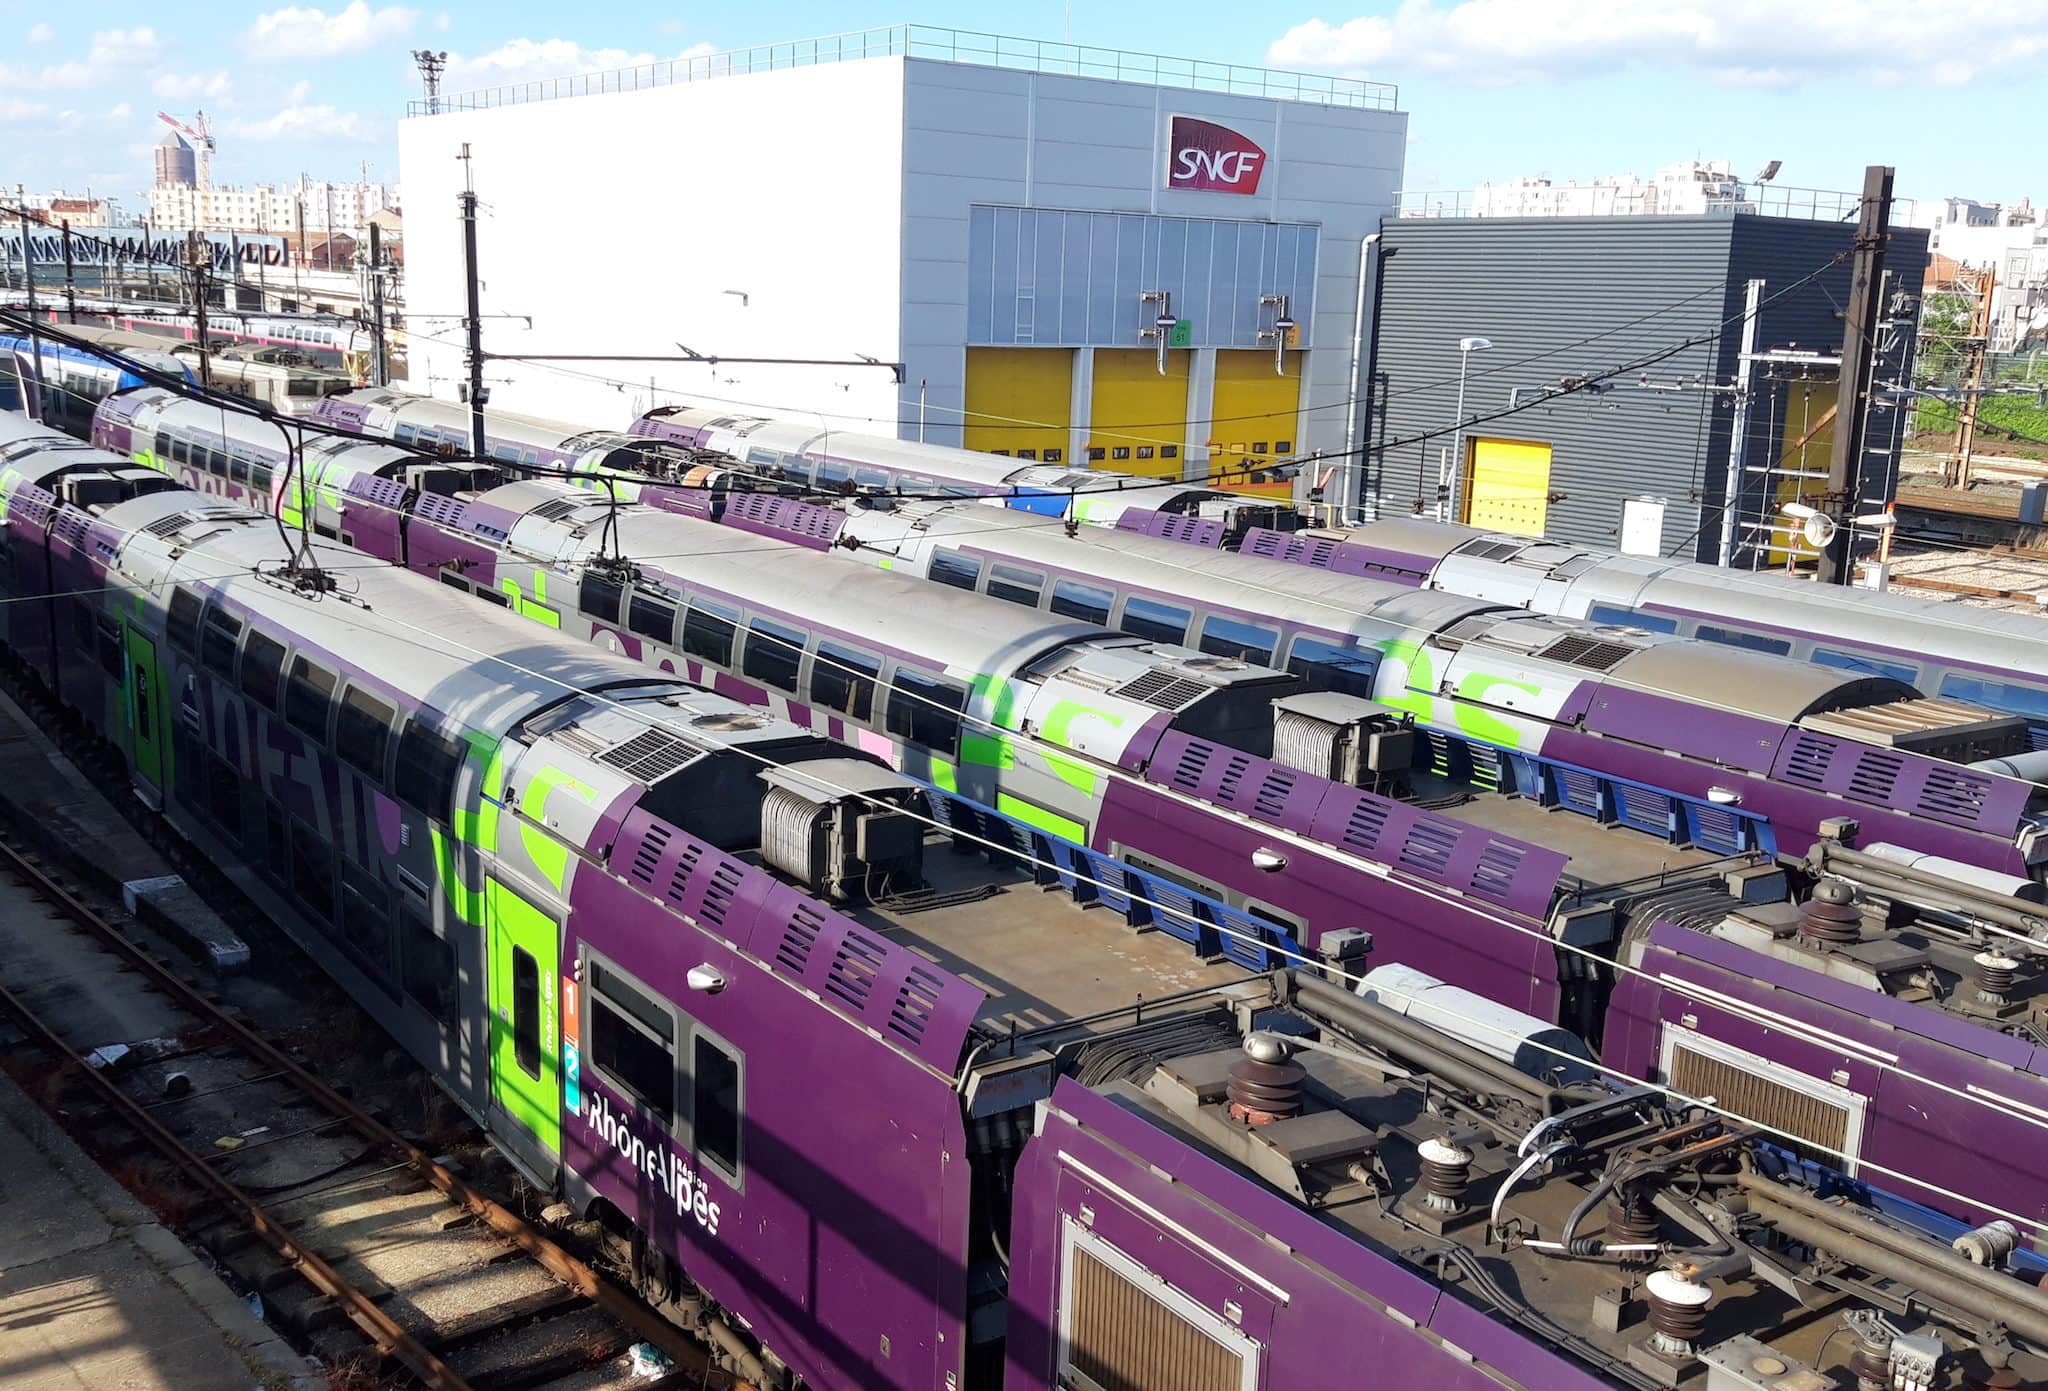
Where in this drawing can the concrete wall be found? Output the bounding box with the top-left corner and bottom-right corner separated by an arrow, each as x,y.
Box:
398,59 -> 907,432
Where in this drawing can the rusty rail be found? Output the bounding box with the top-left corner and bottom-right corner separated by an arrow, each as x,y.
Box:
0,831 -> 740,1389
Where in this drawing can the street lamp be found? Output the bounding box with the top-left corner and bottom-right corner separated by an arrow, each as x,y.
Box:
1441,336 -> 1492,522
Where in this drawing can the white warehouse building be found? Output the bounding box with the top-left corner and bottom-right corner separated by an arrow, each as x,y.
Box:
398,26 -> 1406,506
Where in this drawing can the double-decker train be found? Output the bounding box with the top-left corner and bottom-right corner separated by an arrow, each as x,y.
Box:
23,407 -> 2048,1389
96,387 -> 2048,1242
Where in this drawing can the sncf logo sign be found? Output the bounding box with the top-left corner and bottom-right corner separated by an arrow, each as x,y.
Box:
1166,116 -> 1267,196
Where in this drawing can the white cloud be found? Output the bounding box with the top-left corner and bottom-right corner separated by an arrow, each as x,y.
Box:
0,25 -> 158,91
227,102 -> 372,141
152,70 -> 232,101
442,37 -> 716,90
0,98 -> 50,122
107,101 -> 131,119
434,11 -> 451,31
1268,0 -> 2048,88
246,2 -> 418,59
26,23 -> 53,44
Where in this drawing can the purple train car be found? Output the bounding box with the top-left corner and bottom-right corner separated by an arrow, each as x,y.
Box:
8,411 -> 2048,1389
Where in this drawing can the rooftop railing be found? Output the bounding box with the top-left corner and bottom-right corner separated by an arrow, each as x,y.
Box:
1396,183 -> 1917,225
408,24 -> 1398,117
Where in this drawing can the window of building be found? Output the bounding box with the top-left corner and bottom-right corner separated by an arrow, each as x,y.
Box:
987,564 -> 1045,608
512,947 -> 542,1080
1049,578 -> 1113,625
810,641 -> 879,720
682,599 -> 738,667
693,1031 -> 742,1182
929,549 -> 982,591
285,656 -> 337,742
1121,595 -> 1191,645
587,958 -> 674,1126
1199,615 -> 1280,666
741,617 -> 805,693
336,684 -> 396,780
886,667 -> 967,758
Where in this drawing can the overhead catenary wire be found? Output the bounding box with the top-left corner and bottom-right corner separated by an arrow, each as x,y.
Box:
13,433 -> 2048,1231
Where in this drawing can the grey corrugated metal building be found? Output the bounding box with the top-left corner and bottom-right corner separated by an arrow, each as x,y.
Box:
1358,215 -> 1928,562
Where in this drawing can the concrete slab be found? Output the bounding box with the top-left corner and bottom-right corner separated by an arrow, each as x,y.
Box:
0,1071 -> 320,1391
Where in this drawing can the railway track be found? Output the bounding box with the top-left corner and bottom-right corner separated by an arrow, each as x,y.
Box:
0,813 -> 742,1391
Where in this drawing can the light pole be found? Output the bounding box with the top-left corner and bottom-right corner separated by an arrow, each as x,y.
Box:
1441,335 -> 1492,522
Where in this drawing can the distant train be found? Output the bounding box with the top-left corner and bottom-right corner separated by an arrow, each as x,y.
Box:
622,402 -> 2048,736
106,309 -> 375,372
0,327 -> 193,436
29,408 -> 2048,1390
60,324 -> 352,415
103,385 -> 2048,1241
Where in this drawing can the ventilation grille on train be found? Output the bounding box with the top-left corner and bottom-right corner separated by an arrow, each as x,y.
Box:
1458,538 -> 1528,562
1537,634 -> 1639,672
599,728 -> 699,782
530,498 -> 582,521
1063,1247 -> 1245,1391
1667,1042 -> 1850,1163
1112,669 -> 1212,712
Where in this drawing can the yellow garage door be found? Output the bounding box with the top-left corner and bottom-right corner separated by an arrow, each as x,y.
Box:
1208,351 -> 1303,500
963,347 -> 1073,464
1463,438 -> 1553,536
1088,349 -> 1189,479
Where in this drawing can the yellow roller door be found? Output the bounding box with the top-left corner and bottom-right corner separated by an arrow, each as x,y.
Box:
1767,378 -> 1838,567
1088,349 -> 1188,479
1463,438 -> 1552,536
1209,350 -> 1303,500
963,348 -> 1073,464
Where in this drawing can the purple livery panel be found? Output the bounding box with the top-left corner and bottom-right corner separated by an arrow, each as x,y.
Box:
714,492 -> 846,550
1113,511 -> 1227,549
1607,920 -> 2048,1227
1005,1080 -> 1609,1391
567,811 -> 980,1390
1240,525 -> 1432,584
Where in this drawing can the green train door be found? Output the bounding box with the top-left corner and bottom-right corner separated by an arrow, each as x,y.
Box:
486,878 -> 562,1170
125,627 -> 164,799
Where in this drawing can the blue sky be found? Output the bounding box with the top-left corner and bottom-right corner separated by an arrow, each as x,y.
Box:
2,2 -> 2042,210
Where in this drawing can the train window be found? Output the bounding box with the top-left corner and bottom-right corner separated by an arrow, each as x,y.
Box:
1586,603 -> 1678,634
579,572 -> 624,624
440,572 -> 472,593
886,667 -> 966,758
1286,637 -> 1380,699
810,641 -> 879,720
1050,579 -> 1113,625
400,906 -> 457,1024
200,607 -> 243,680
477,587 -> 511,608
395,716 -> 466,818
741,617 -> 805,693
682,600 -> 738,667
285,656 -> 337,742
1812,648 -> 1920,684
249,461 -> 273,492
1938,673 -> 2048,721
337,685 -> 397,781
228,455 -> 251,487
1199,615 -> 1280,666
692,1031 -> 742,1182
263,799 -> 288,885
587,957 -> 675,1127
628,593 -> 677,644
289,816 -> 335,923
239,629 -> 286,711
287,380 -> 319,398
1121,596 -> 1190,645
96,615 -> 123,679
817,460 -> 852,490
929,549 -> 982,591
1697,624 -> 1791,656
340,867 -> 395,989
167,587 -> 203,653
205,751 -> 241,839
987,564 -> 1045,608
512,947 -> 542,1081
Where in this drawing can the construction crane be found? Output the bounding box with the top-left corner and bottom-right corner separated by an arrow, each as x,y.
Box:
155,109 -> 214,189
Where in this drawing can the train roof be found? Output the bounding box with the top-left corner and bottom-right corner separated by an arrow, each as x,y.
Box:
337,387 -> 589,452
